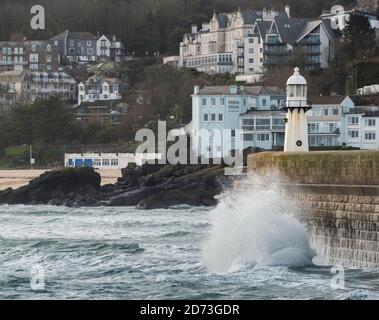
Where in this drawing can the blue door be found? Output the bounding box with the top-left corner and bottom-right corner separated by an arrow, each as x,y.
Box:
84,159 -> 93,167
74,159 -> 84,167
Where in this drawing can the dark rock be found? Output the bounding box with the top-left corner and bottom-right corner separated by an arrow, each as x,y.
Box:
109,187 -> 162,207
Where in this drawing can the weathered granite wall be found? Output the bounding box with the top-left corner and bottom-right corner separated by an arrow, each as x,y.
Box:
247,151 -> 379,268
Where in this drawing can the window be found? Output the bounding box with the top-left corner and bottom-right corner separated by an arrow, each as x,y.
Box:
87,48 -> 94,55
29,53 -> 39,62
211,114 -> 216,121
202,98 -> 207,106
87,41 -> 92,47
113,85 -> 119,93
211,98 -> 216,106
69,48 -> 75,54
348,130 -> 359,138
70,40 -> 74,47
365,132 -> 376,140
231,130 -> 236,138
249,58 -> 254,63
249,48 -> 254,54
102,159 -> 110,166
94,159 -> 101,167
111,159 -> 119,166
218,114 -> 223,121
46,55 -> 51,62
332,108 -> 339,116
257,133 -> 270,141
323,108 -> 329,116
46,45 -> 51,52
54,40 -> 58,46
365,119 -> 376,127
243,134 -> 254,141
256,118 -> 271,129
349,117 -> 359,125
242,98 -> 247,106
203,114 -> 209,122
220,98 -> 225,105
262,99 -> 267,107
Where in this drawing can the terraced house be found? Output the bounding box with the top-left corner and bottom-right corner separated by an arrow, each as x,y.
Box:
179,6 -> 335,76
0,70 -> 77,103
0,40 -> 60,72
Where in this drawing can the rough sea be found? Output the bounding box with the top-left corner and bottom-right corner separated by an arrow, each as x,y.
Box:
1,177 -> 379,300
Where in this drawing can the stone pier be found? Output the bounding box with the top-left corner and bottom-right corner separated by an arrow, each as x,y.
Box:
247,151 -> 379,268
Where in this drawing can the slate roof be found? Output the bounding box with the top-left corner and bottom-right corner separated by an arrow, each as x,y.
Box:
197,86 -> 285,96
310,95 -> 349,105
51,31 -> 97,41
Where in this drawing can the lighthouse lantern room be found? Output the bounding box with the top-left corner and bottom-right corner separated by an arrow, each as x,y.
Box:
284,67 -> 312,152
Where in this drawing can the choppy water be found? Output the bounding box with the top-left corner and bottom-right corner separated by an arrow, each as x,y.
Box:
1,177 -> 379,299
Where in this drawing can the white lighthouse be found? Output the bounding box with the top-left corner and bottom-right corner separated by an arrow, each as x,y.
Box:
284,67 -> 312,152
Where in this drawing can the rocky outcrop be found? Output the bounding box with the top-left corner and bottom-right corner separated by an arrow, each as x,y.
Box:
0,163 -> 231,209
0,167 -> 101,206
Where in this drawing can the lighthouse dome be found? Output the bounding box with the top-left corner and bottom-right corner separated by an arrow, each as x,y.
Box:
286,67 -> 307,85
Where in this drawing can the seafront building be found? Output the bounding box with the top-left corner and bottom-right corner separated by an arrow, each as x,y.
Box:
191,83 -> 379,154
64,153 -> 162,169
191,84 -> 286,157
179,6 -> 335,76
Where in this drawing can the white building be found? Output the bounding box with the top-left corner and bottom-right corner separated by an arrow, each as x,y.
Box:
191,84 -> 286,157
180,6 -> 335,75
342,106 -> 379,150
162,55 -> 180,68
307,96 -> 354,147
97,34 -> 126,63
64,153 -> 162,170
78,75 -> 125,105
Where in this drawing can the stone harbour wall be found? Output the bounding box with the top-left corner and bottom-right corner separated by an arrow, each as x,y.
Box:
247,151 -> 379,268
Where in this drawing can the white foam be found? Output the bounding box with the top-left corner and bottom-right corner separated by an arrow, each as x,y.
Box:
202,174 -> 315,273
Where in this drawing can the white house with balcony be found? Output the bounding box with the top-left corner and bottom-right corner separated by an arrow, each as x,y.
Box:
191,84 -> 286,157
97,34 -> 126,63
78,75 -> 125,105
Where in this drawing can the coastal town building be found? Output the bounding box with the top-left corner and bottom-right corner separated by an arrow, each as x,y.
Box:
97,34 -> 126,63
191,82 -> 379,154
0,70 -> 77,103
50,31 -> 97,63
0,40 -> 60,72
74,101 -> 128,125
307,95 -> 355,147
179,6 -> 335,76
191,84 -> 286,157
78,75 -> 127,105
64,153 -> 162,169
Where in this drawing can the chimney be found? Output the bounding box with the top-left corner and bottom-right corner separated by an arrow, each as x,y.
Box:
194,85 -> 200,95
285,5 -> 290,18
191,24 -> 198,34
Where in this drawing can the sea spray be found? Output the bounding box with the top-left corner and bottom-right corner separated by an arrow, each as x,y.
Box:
202,173 -> 315,273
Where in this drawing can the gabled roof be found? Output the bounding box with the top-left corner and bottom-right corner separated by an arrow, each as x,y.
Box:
83,75 -> 124,86
255,20 -> 273,39
274,18 -> 309,44
50,31 -> 97,41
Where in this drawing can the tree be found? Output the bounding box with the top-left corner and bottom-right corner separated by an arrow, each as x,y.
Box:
344,13 -> 376,51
